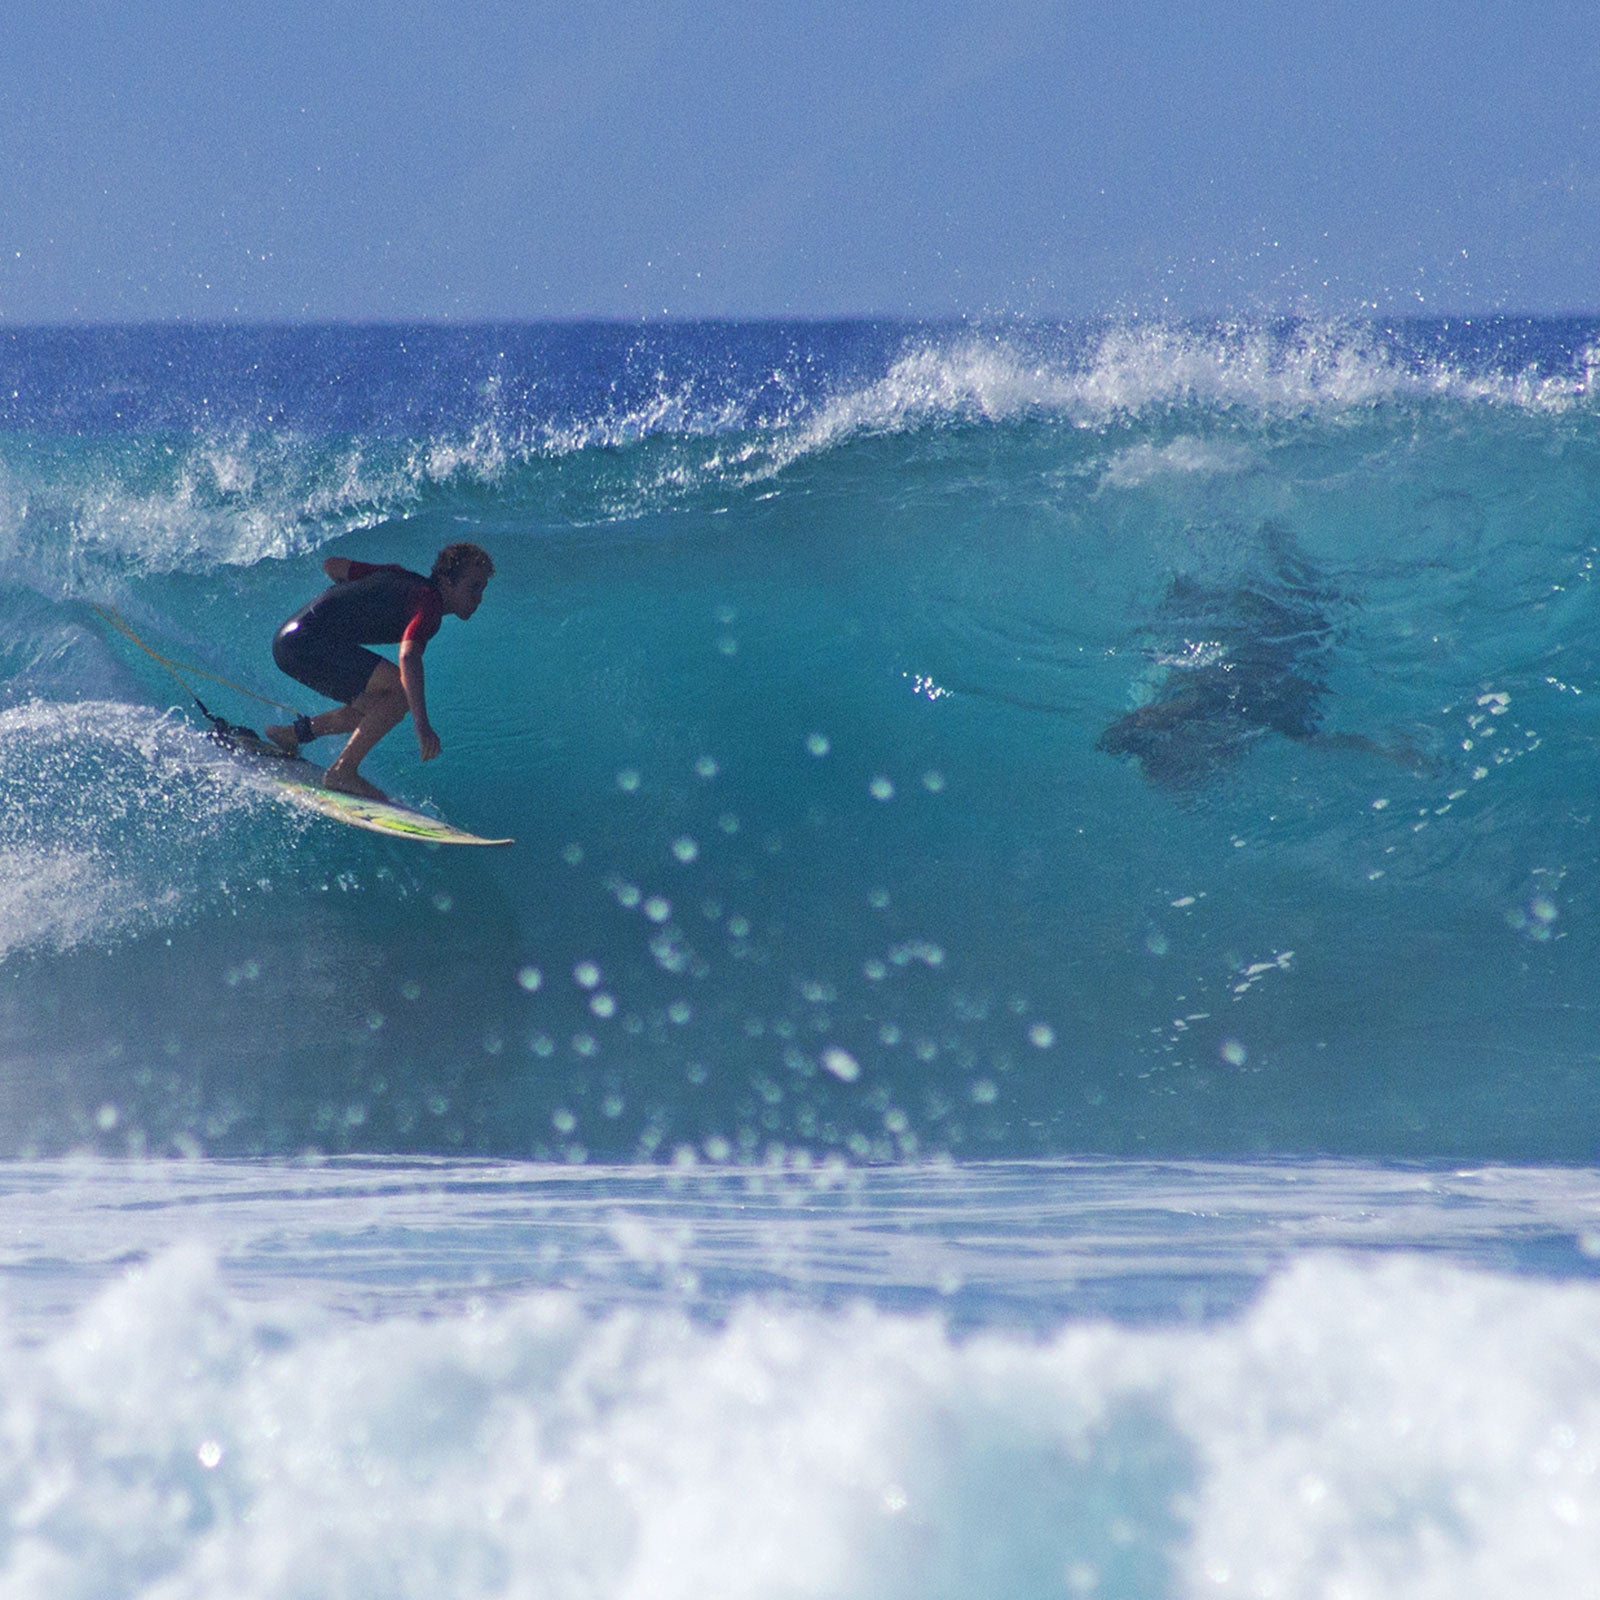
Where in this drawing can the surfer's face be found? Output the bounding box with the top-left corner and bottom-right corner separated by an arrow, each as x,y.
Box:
441,567 -> 491,619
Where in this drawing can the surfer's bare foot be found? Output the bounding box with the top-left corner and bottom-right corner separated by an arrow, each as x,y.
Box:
264,723 -> 300,755
321,768 -> 388,802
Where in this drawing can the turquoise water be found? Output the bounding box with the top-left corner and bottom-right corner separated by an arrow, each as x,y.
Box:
4,318 -> 1599,1162
4,320 -> 1600,1596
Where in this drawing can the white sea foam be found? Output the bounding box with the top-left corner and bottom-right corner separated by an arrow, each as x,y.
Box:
393,320 -> 1543,501
2,322 -> 1584,579
1072,319 -> 1591,415
0,845 -> 163,962
0,700 -> 292,959
0,1244 -> 1594,1599
784,320 -> 1594,471
0,428 -> 437,587
1099,434 -> 1258,489
364,323 -> 1597,531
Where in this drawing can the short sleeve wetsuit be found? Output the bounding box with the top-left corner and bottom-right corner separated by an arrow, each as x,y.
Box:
272,562 -> 444,704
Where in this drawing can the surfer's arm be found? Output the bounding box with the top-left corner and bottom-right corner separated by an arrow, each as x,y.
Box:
323,556 -> 407,583
398,637 -> 441,761
322,557 -> 390,583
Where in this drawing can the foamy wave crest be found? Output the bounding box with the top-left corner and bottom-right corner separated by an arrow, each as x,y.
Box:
393,320 -> 1594,512
0,436 -> 397,587
6,322 -> 1590,571
783,320 -> 1596,466
1072,321 -> 1431,414
410,378 -> 760,480
546,383 -> 755,457
796,338 -> 1078,454
370,382 -> 780,533
2,1247 -> 1595,1598
1078,319 -> 1597,415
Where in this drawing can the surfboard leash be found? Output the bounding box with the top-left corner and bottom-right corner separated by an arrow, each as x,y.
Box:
92,603 -> 305,751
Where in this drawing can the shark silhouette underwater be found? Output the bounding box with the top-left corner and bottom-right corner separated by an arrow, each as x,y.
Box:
1097,536 -> 1406,791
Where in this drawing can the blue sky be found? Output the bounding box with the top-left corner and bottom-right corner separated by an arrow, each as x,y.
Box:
3,0 -> 1596,321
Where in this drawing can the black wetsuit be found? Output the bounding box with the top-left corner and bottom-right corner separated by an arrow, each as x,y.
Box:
273,562 -> 444,704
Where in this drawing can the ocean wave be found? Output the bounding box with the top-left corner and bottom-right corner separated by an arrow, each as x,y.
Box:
0,434 -> 411,586
796,320 -> 1598,454
2,1244 -> 1595,1599
375,319 -> 1600,523
6,320 -> 1600,1164
2,320 -> 1594,580
463,319 -> 1600,502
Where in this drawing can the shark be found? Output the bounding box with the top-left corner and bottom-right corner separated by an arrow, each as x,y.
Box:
1098,530 -> 1388,792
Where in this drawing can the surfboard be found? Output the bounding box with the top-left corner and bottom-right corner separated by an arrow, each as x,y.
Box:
274,770 -> 514,846
226,738 -> 512,846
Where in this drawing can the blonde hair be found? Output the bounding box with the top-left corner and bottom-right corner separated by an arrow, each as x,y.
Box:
432,542 -> 495,583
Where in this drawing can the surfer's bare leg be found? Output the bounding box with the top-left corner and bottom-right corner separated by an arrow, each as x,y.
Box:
318,662 -> 408,800
266,702 -> 362,755
265,712 -> 322,755
267,702 -> 358,750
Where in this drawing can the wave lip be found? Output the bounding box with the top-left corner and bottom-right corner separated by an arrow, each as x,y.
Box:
3,320 -> 1595,577
801,318 -> 1598,448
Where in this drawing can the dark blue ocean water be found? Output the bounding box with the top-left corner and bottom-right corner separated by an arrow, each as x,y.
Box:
4,317 -> 1600,1163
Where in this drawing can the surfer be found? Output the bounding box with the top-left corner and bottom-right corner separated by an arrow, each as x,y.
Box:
265,543 -> 494,801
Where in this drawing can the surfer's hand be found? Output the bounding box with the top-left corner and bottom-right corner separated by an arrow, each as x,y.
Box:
418,723 -> 442,762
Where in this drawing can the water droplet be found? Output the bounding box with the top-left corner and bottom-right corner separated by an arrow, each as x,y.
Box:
821,1048 -> 860,1082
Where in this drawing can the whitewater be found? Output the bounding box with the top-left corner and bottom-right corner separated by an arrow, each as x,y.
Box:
3,317 -> 1600,1596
